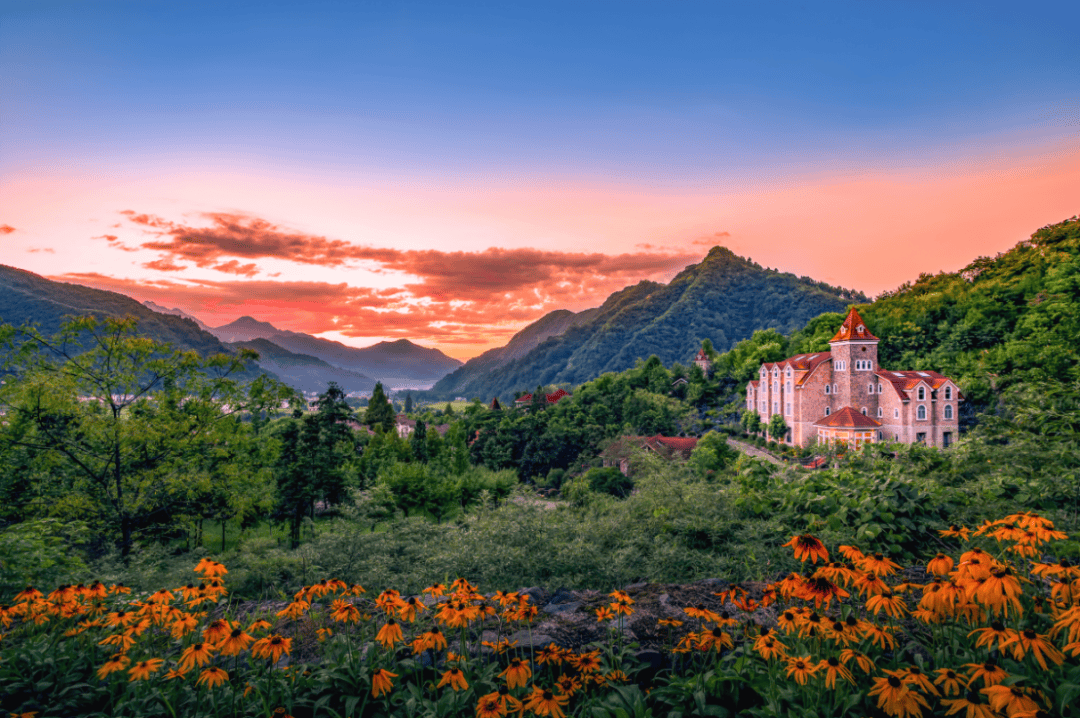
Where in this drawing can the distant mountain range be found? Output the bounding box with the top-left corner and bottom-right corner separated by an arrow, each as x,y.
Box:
228,338 -> 375,395
425,246 -> 866,401
0,264 -> 264,378
207,316 -> 462,390
142,301 -> 212,331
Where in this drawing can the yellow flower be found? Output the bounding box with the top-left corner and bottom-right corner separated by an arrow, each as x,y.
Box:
784,656 -> 817,685
252,634 -> 292,663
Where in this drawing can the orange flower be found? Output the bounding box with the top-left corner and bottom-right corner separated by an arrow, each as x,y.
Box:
785,656 -> 817,685
128,658 -> 164,681
438,667 -> 469,691
499,657 -> 532,688
252,634 -> 292,663
868,673 -> 930,718
96,653 -> 131,679
817,656 -> 854,689
782,535 -> 829,564
371,668 -> 397,698
219,627 -> 254,656
197,666 -> 229,689
179,643 -> 215,672
376,619 -> 404,649
523,685 -> 569,718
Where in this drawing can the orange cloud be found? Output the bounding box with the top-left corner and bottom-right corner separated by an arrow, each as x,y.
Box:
0,224 -> 15,234
26,247 -> 55,254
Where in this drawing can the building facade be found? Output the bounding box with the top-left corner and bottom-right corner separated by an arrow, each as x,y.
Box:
746,308 -> 962,448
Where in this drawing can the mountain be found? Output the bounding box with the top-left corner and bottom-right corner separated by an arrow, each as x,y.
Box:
425,246 -> 865,400
141,301 -> 211,331
228,338 -> 375,394
0,265 -> 261,378
208,318 -> 462,388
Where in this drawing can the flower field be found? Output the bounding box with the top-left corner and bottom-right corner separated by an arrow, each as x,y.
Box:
3,513 -> 1080,717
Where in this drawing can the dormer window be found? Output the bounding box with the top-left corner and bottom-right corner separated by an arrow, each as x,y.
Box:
917,387 -> 926,401
944,386 -> 952,400
786,368 -> 792,378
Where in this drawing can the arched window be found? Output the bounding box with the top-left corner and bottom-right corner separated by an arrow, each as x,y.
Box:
944,404 -> 954,420
917,387 -> 926,401
868,383 -> 875,394
861,407 -> 868,415
825,384 -> 831,395
894,408 -> 899,418
917,405 -> 927,420
877,407 -> 883,418
877,383 -> 883,393
867,361 -> 872,370
945,386 -> 952,400
786,368 -> 792,377
786,381 -> 791,392
825,407 -> 831,416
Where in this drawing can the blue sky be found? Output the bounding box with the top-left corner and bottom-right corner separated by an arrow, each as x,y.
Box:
1,1 -> 1078,356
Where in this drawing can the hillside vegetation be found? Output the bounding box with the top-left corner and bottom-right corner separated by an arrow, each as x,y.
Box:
428,246 -> 865,401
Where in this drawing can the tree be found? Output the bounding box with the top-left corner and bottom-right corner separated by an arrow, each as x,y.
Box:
404,392 -> 414,414
365,382 -> 395,433
0,316 -> 292,556
689,431 -> 738,478
740,409 -> 762,435
410,419 -> 429,462
767,413 -> 789,443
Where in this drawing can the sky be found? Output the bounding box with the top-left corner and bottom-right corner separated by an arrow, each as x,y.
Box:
1,1 -> 1078,359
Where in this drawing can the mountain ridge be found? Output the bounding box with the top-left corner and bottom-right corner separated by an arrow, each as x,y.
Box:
424,246 -> 865,401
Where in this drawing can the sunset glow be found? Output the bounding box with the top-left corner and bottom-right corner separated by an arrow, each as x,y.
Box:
2,2 -> 1077,359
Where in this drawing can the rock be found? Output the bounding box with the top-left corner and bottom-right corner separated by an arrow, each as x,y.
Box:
543,601 -> 581,615
507,631 -> 558,649
548,588 -> 577,604
624,582 -> 648,591
518,586 -> 544,605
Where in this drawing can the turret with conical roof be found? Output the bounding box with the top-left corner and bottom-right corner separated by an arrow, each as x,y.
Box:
828,307 -> 880,413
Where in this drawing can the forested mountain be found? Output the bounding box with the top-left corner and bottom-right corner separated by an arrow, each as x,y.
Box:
717,214 -> 1080,417
427,246 -> 864,401
228,338 -> 375,394
0,264 -> 260,376
141,300 -> 211,331
209,317 -> 462,387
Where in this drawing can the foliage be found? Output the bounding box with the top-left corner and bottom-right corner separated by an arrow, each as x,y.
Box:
364,382 -> 395,433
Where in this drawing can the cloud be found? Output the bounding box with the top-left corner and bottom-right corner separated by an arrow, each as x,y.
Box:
82,209 -> 702,355
26,247 -> 56,254
691,231 -> 732,247
93,233 -> 140,252
0,224 -> 15,235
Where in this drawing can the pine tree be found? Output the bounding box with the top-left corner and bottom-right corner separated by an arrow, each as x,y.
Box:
404,392 -> 414,414
365,382 -> 395,433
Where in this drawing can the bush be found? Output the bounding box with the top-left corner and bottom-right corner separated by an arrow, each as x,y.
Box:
585,466 -> 634,498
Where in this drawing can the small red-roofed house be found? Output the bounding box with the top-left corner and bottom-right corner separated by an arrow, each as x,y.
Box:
600,435 -> 700,475
693,348 -> 712,373
746,307 -> 962,448
513,387 -> 572,409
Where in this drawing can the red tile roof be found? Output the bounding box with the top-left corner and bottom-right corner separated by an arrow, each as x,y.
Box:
514,388 -> 572,405
830,307 -> 879,343
813,406 -> 882,428
874,369 -> 961,400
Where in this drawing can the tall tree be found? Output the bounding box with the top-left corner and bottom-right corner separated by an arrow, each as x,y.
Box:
404,392 -> 414,414
365,382 -> 395,433
0,316 -> 292,556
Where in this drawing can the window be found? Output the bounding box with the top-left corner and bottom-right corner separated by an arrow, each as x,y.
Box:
786,368 -> 792,377
786,381 -> 791,392
825,384 -> 831,395
894,408 -> 899,418
878,383 -> 883,393
878,431 -> 883,441
825,407 -> 831,416
773,368 -> 778,378
786,402 -> 792,415
773,401 -> 778,413
774,382 -> 779,393
917,387 -> 925,401
868,383 -> 875,394
944,404 -> 953,420
916,432 -> 927,443
832,383 -> 838,393
760,401 -> 765,412
877,407 -> 883,418
861,407 -> 867,415
917,405 -> 926,420
945,386 -> 952,400
943,431 -> 952,448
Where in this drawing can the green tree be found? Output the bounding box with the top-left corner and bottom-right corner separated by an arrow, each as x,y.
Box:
689,431 -> 738,478
365,382 -> 395,433
404,392 -> 414,414
0,316 -> 291,556
740,409 -> 762,435
767,413 -> 789,443
410,419 -> 429,462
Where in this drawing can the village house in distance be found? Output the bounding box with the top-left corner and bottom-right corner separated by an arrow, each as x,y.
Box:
746,308 -> 962,449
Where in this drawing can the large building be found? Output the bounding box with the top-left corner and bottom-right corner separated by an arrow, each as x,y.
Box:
746,308 -> 961,449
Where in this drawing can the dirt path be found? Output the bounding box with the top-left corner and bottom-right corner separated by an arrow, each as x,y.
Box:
727,438 -> 784,466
